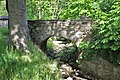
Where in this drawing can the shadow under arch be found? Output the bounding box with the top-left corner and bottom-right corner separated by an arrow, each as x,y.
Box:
46,36 -> 79,64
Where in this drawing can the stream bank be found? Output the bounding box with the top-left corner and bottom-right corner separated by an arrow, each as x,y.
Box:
46,37 -> 120,80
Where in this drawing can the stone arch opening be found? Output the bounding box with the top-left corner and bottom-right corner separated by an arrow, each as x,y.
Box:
28,20 -> 93,64
46,36 -> 79,64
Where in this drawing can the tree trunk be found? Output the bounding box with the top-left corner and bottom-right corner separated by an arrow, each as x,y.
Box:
5,0 -> 8,12
8,0 -> 30,53
38,0 -> 42,19
55,0 -> 59,19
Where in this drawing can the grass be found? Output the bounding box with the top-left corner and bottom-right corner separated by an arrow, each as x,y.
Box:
0,27 -> 62,80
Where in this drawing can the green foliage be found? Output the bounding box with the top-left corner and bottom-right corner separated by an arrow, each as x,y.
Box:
26,0 -> 38,19
99,0 -> 115,13
26,0 -> 56,20
26,0 -> 97,20
79,0 -> 120,65
0,27 -> 8,53
0,1 -> 8,16
92,1 -> 120,51
47,37 -> 57,51
0,28 -> 62,80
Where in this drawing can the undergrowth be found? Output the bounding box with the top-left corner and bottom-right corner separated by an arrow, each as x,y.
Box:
79,41 -> 120,66
0,27 -> 62,80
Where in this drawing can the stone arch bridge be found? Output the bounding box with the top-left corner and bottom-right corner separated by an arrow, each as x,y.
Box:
28,20 -> 93,52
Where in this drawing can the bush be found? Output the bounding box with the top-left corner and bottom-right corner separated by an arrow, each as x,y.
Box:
79,1 -> 120,65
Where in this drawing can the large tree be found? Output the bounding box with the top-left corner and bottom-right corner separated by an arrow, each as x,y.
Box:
7,0 -> 30,52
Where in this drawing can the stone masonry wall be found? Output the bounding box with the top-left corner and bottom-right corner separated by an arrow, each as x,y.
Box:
28,20 -> 93,51
79,57 -> 120,80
